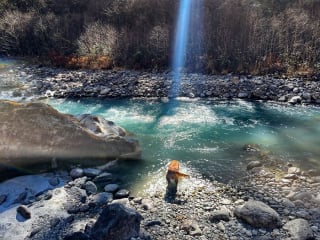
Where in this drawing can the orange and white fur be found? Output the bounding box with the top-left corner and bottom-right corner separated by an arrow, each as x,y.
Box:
166,160 -> 189,194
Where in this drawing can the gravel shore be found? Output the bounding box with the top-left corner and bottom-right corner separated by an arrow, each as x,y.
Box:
4,64 -> 320,105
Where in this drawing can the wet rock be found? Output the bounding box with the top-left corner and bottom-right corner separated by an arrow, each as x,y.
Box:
94,172 -> 113,184
91,203 -> 142,240
238,92 -> 249,98
283,218 -> 314,240
89,192 -> 113,207
43,190 -> 53,200
247,161 -> 263,171
104,184 -> 119,193
278,96 -> 287,102
234,200 -> 281,229
70,168 -> 83,179
49,177 -> 60,186
289,96 -> 302,104
115,189 -> 130,199
112,198 -> 130,206
13,191 -> 28,204
0,194 -> 7,205
83,168 -> 102,178
85,181 -> 98,195
17,205 -> 31,219
243,144 -> 261,152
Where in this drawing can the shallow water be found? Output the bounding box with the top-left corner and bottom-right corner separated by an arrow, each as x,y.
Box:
44,98 -> 320,190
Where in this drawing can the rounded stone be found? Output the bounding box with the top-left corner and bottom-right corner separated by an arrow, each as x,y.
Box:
234,200 -> 281,229
17,205 -> 31,219
85,181 -> 98,195
83,168 -> 102,178
94,173 -> 113,184
104,184 -> 119,193
49,177 -> 60,186
89,192 -> 113,207
70,168 -> 84,179
114,189 -> 130,199
283,218 -> 314,240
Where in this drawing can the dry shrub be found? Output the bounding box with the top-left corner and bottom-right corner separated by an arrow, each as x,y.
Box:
49,52 -> 113,69
77,22 -> 117,57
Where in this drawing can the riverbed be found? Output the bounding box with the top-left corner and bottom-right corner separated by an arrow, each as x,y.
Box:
1,58 -> 320,189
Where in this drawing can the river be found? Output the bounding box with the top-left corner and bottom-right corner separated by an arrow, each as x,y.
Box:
1,58 -> 320,191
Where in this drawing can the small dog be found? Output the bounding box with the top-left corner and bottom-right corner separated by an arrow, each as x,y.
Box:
166,160 -> 189,196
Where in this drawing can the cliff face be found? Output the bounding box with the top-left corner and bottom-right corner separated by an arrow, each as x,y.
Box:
0,100 -> 140,169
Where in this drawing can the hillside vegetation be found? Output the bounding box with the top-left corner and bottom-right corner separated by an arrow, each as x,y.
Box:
0,0 -> 320,75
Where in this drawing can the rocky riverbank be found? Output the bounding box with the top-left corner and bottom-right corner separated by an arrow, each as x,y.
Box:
1,63 -> 320,239
5,64 -> 320,104
0,152 -> 319,240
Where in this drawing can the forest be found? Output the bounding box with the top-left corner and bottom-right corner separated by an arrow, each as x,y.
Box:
0,0 -> 320,75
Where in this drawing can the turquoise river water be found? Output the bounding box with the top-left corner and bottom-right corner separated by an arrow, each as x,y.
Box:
45,98 -> 320,188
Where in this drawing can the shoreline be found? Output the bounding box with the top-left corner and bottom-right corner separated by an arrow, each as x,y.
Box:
3,62 -> 320,105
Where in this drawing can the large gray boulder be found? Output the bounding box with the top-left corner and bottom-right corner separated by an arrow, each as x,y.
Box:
234,200 -> 281,229
283,219 -> 314,240
0,100 -> 140,170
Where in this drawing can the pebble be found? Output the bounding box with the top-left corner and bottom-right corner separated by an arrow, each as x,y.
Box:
85,181 -> 98,195
17,205 -> 31,219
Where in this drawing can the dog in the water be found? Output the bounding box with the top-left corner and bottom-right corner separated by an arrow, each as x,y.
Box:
166,160 -> 189,197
